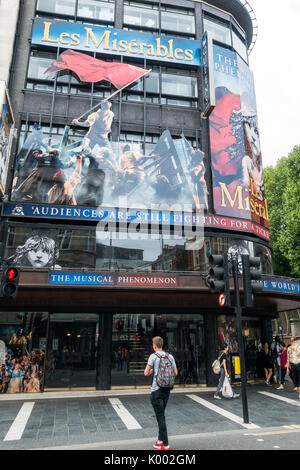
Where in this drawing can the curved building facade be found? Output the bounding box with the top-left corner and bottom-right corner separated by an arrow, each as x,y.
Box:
0,0 -> 299,393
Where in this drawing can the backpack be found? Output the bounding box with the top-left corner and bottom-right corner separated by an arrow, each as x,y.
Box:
212,356 -> 221,375
155,353 -> 176,389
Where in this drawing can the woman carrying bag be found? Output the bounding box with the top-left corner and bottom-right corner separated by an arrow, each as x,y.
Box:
214,344 -> 239,400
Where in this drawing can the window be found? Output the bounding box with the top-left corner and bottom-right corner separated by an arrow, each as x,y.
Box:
26,50 -> 111,95
203,17 -> 231,46
145,71 -> 159,94
36,0 -> 76,16
77,0 -> 114,22
6,227 -> 16,248
161,10 -> 195,35
124,4 -> 159,30
121,66 -> 198,108
161,73 -> 197,98
232,30 -> 248,62
123,3 -> 195,37
26,51 -> 73,91
27,54 -> 56,81
58,229 -> 73,250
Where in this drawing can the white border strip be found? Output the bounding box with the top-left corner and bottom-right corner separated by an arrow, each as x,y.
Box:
187,394 -> 260,429
4,402 -> 35,441
108,398 -> 142,430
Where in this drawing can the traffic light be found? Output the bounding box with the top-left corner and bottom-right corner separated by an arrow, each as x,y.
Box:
241,255 -> 262,307
117,320 -> 124,332
1,267 -> 20,298
207,253 -> 231,306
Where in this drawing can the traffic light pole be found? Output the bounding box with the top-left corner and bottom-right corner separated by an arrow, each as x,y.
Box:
232,257 -> 249,424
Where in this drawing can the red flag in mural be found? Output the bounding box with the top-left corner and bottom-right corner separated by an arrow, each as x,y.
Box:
45,49 -> 149,89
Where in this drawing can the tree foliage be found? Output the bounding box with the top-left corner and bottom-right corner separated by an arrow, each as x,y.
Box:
263,146 -> 300,278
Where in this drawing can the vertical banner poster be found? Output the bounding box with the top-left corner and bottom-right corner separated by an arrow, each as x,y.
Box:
0,81 -> 15,195
209,46 -> 269,229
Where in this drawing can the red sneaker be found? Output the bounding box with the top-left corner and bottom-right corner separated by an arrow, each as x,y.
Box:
153,440 -> 163,449
159,444 -> 171,451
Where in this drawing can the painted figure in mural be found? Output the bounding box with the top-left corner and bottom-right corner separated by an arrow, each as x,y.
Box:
72,101 -> 114,153
12,123 -> 49,190
76,147 -> 116,206
8,233 -> 61,269
189,147 -> 208,211
210,87 -> 245,186
115,144 -> 146,195
48,154 -> 83,205
114,144 -> 164,198
13,148 -> 78,203
241,99 -> 264,193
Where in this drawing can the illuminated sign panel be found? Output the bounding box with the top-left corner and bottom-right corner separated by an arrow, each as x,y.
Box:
32,17 -> 201,66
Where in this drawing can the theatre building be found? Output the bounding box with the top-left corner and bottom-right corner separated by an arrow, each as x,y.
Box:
0,0 -> 299,394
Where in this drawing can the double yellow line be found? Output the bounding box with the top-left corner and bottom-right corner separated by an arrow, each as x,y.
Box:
248,425 -> 300,437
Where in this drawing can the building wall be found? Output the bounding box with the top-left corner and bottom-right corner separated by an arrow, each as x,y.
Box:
0,0 -> 21,84
0,0 -> 282,392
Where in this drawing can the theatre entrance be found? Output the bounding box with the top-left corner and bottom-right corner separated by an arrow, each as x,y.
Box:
44,313 -> 99,390
111,313 -> 206,388
0,311 -> 206,392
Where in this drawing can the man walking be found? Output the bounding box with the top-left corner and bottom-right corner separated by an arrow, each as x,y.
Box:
144,336 -> 178,451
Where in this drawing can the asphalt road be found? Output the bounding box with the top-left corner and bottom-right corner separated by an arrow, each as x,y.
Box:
0,382 -> 299,451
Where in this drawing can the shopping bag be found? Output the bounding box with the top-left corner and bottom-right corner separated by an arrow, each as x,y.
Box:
222,376 -> 234,398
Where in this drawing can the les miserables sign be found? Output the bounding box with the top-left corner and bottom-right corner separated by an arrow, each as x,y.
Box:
32,17 -> 201,66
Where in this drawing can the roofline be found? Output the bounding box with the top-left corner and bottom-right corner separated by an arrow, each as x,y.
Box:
200,0 -> 258,52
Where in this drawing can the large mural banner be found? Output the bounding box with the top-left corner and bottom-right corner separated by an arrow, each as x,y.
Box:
209,46 -> 269,229
11,51 -> 208,213
0,81 -> 15,195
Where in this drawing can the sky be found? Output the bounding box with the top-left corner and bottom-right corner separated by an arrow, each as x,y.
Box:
247,0 -> 300,168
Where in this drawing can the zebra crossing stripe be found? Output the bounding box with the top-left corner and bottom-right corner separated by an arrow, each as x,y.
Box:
4,402 -> 35,441
258,391 -> 300,406
186,394 -> 260,429
108,398 -> 142,430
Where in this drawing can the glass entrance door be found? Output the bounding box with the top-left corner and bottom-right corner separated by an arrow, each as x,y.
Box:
111,313 -> 206,388
44,313 -> 99,390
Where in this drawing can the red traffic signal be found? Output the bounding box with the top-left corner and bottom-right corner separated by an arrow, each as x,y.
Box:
1,267 -> 20,298
6,267 -> 19,281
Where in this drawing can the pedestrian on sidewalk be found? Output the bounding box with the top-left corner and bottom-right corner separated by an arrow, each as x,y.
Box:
271,336 -> 281,384
144,336 -> 178,451
214,344 -> 239,400
262,342 -> 273,386
286,337 -> 300,398
276,342 -> 287,390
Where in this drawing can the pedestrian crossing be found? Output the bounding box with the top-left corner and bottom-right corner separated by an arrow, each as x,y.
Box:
108,397 -> 142,430
186,394 -> 260,429
0,389 -> 299,444
3,402 -> 35,441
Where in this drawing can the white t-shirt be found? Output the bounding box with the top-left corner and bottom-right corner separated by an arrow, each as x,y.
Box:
147,351 -> 176,392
